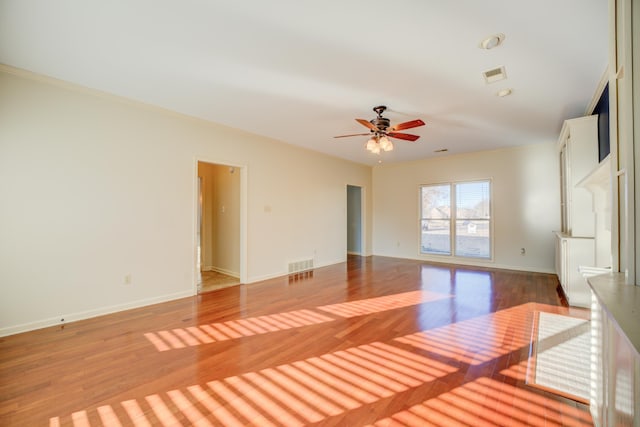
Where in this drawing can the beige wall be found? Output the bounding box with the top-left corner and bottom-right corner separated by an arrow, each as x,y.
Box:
0,68 -> 372,335
372,143 -> 561,273
0,64 -> 563,336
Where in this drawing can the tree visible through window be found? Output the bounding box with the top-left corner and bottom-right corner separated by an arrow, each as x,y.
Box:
421,180 -> 491,259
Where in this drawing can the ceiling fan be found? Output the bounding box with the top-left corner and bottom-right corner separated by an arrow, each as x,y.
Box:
334,105 -> 425,154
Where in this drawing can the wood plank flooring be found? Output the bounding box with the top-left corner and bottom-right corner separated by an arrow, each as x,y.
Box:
199,271 -> 241,293
0,256 -> 592,426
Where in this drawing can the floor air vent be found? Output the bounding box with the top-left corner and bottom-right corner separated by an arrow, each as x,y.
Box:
288,258 -> 314,274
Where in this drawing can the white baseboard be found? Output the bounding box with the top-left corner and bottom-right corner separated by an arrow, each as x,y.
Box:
246,271 -> 288,284
2,255 -> 549,338
378,253 -> 556,274
212,266 -> 240,278
0,290 -> 193,337
202,265 -> 239,278
247,258 -> 345,284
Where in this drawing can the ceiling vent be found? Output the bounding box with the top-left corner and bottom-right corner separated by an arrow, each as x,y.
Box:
483,66 -> 507,84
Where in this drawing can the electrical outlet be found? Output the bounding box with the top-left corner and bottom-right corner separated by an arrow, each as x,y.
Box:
124,274 -> 132,285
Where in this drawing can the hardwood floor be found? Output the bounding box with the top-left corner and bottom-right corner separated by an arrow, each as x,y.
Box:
199,271 -> 240,293
0,256 -> 592,426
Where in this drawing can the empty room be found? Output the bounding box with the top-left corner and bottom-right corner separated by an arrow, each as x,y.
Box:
1,1 -> 639,426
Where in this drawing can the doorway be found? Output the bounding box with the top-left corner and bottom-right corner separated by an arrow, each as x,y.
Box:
196,161 -> 244,293
347,185 -> 363,255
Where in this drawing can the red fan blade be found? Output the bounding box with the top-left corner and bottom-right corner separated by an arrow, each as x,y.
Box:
388,132 -> 420,142
391,119 -> 425,131
333,133 -> 372,138
355,118 -> 378,131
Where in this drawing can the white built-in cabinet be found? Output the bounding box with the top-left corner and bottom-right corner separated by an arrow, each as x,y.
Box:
587,1 -> 639,425
555,233 -> 595,307
578,156 -> 613,268
588,274 -> 640,427
558,115 -> 598,237
555,115 -> 601,307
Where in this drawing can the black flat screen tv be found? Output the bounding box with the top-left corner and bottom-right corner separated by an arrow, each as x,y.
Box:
594,83 -> 610,162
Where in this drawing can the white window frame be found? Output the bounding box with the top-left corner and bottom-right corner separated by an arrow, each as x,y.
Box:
420,179 -> 493,260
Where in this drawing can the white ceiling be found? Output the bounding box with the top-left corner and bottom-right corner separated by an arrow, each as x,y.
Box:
0,0 -> 608,165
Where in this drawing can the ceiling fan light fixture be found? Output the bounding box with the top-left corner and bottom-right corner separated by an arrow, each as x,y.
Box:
379,136 -> 393,152
334,106 -> 425,155
370,142 -> 381,154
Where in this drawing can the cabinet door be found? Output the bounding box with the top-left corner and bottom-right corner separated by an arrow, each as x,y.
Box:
590,291 -> 640,427
555,235 -> 563,286
560,145 -> 568,233
564,238 -> 595,307
561,238 -> 568,290
608,328 -> 637,426
590,293 -> 605,425
558,116 -> 598,237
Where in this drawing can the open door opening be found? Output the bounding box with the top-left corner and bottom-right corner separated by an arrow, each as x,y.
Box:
347,185 -> 363,255
197,161 -> 242,293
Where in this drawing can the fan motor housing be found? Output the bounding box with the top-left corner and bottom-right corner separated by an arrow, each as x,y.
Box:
371,117 -> 390,130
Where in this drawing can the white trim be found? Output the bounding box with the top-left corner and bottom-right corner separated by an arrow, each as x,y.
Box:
631,0 -> 640,285
0,252 -> 551,338
0,290 -> 193,337
193,158 -> 248,293
246,257 -> 345,284
204,266 -> 240,278
379,253 -> 556,275
240,166 -> 248,284
246,271 -> 289,284
359,185 -> 367,256
346,183 -> 366,256
585,68 -> 610,116
419,179 -> 494,261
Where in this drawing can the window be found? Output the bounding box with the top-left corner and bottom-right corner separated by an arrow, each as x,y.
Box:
420,184 -> 451,255
420,180 -> 491,259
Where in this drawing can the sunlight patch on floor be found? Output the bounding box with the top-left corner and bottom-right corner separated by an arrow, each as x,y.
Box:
530,312 -> 590,402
